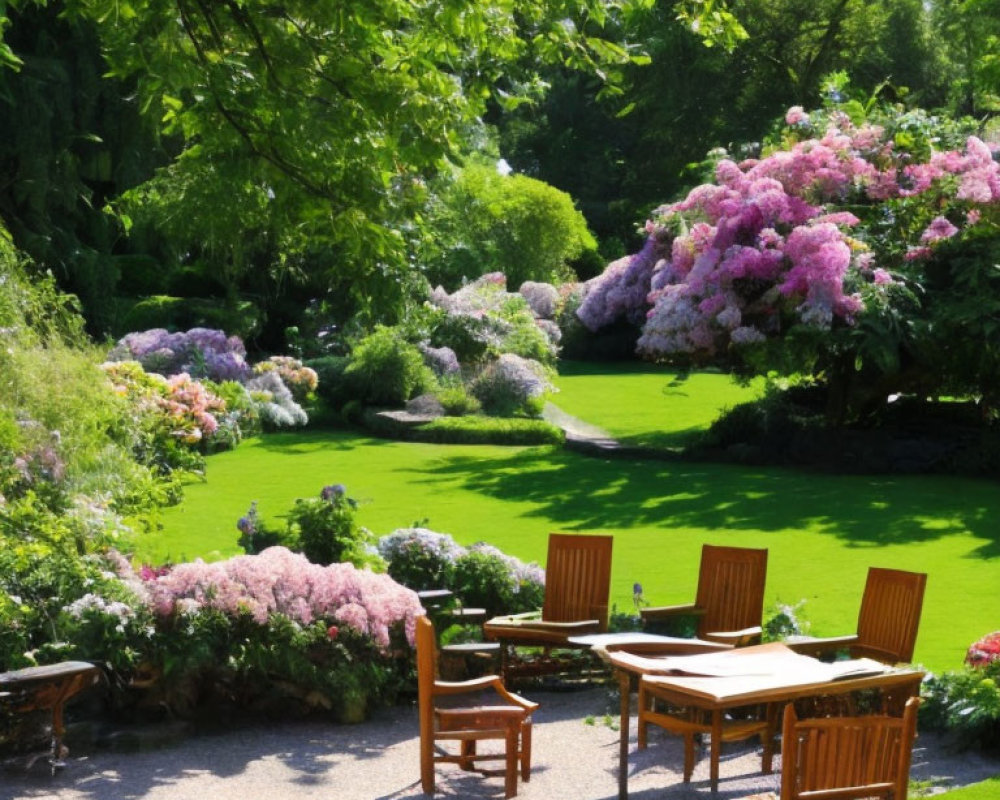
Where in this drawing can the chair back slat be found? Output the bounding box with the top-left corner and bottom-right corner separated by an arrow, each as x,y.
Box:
541,534 -> 613,629
782,697 -> 920,800
694,544 -> 768,637
855,568 -> 927,663
416,616 -> 437,722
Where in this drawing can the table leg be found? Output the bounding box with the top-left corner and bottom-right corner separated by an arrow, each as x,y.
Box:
618,669 -> 630,800
710,710 -> 722,792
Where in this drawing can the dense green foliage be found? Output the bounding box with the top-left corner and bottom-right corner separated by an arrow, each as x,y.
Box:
343,327 -> 435,407
421,161 -> 598,290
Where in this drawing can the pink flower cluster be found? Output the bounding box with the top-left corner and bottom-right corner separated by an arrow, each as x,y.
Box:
580,108 -> 1000,359
160,373 -> 224,443
966,631 -> 1000,668
146,546 -> 423,649
102,361 -> 225,445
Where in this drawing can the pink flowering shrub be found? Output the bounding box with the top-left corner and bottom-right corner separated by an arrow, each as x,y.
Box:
580,105 -> 1000,367
967,632 -> 1000,668
102,360 -> 225,472
96,547 -> 424,718
146,546 -> 421,650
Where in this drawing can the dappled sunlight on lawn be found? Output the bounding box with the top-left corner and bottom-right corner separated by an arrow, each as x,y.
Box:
400,448 -> 996,549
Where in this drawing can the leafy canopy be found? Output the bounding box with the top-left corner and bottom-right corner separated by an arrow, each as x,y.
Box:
60,0 -> 642,321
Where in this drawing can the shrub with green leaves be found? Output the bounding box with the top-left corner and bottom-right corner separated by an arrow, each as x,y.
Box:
427,273 -> 559,367
285,485 -> 383,569
378,528 -> 463,591
344,326 -> 435,407
921,660 -> 1000,751
377,530 -> 545,617
434,383 -> 481,416
452,543 -> 546,618
421,160 -> 598,290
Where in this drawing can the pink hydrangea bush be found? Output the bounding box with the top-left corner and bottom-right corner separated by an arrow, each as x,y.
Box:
578,106 -> 1000,366
102,361 -> 224,446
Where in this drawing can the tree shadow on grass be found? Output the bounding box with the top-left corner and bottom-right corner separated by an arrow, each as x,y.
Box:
251,428 -> 395,454
397,448 -> 999,551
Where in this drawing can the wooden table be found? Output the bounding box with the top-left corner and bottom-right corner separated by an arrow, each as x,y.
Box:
0,660 -> 101,770
603,642 -> 924,798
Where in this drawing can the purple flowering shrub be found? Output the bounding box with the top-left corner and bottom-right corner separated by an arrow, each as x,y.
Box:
108,327 -> 252,383
378,528 -> 545,617
579,104 -> 1000,369
469,353 -> 555,417
519,281 -> 560,320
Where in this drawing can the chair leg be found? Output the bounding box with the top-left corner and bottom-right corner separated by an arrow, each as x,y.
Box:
637,690 -> 648,750
505,725 -> 519,798
520,720 -> 532,781
420,737 -> 435,795
761,702 -> 778,775
460,739 -> 476,771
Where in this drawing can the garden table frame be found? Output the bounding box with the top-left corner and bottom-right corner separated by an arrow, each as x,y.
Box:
602,642 -> 924,798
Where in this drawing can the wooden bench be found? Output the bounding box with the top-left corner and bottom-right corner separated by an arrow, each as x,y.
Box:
0,661 -> 101,771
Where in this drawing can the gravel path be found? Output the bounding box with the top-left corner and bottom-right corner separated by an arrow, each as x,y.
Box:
2,687 -> 997,800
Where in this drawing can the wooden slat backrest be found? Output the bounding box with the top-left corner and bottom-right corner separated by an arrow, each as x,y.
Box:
781,697 -> 919,800
416,615 -> 437,731
541,534 -> 613,629
694,544 -> 768,638
855,568 -> 927,664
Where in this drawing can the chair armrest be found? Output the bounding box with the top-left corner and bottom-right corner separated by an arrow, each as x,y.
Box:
640,603 -> 704,622
482,611 -> 542,631
704,626 -> 762,647
434,675 -> 539,712
783,634 -> 858,658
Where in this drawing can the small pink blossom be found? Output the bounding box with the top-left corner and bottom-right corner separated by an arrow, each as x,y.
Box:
920,216 -> 959,244
785,106 -> 808,126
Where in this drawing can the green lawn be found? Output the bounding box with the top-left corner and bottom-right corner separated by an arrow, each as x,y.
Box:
939,778 -> 1000,798
552,360 -> 764,448
148,436 -> 1000,675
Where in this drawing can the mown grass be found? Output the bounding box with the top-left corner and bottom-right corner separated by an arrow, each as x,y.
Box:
551,360 -> 765,448
938,777 -> 1000,798
147,429 -> 1000,674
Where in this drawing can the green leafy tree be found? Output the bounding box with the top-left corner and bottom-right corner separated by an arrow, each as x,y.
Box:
422,161 -> 598,290
57,0 -> 640,329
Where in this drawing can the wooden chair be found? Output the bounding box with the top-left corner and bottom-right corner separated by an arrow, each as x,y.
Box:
641,544 -> 768,646
786,568 -> 927,664
779,696 -> 920,800
417,615 -> 538,798
483,533 -> 613,679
